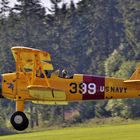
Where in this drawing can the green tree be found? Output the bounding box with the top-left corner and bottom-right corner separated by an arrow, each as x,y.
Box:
0,0 -> 12,74
12,0 -> 46,47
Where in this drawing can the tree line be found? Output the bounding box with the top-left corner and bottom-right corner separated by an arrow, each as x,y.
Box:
0,0 -> 139,131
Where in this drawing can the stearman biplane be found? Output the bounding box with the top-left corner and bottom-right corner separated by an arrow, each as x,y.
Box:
0,46 -> 140,131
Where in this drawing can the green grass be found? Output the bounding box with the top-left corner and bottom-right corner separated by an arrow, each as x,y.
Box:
0,123 -> 140,140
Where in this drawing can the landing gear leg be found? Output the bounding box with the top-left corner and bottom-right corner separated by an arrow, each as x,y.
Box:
10,100 -> 29,131
10,111 -> 29,131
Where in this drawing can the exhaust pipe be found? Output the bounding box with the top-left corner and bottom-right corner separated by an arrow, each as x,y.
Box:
0,75 -> 4,98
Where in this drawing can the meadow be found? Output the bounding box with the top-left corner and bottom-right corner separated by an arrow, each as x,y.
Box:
0,123 -> 140,140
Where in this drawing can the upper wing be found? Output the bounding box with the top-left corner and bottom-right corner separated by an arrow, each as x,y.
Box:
11,46 -> 53,70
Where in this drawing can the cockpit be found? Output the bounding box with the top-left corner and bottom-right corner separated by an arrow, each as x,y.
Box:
35,69 -> 73,79
48,70 -> 73,79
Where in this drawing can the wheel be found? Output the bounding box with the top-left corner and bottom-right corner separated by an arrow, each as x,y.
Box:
10,111 -> 29,131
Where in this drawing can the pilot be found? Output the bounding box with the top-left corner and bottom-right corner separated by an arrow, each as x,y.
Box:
62,69 -> 68,78
45,70 -> 48,76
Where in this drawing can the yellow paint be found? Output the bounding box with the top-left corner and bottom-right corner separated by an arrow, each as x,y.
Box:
105,77 -> 140,99
2,46 -> 140,110
65,74 -> 83,101
32,101 -> 68,105
28,85 -> 66,101
16,100 -> 24,112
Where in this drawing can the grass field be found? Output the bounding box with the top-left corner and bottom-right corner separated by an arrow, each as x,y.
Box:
0,123 -> 140,140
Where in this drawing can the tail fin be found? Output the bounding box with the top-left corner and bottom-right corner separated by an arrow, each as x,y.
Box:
124,66 -> 140,83
129,66 -> 140,80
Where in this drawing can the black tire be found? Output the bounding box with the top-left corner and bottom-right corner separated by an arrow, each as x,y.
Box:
10,111 -> 29,131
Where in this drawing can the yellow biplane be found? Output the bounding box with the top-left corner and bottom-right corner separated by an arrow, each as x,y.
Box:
0,46 -> 140,131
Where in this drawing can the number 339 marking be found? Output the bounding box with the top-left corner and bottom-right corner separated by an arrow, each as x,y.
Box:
69,83 -> 96,94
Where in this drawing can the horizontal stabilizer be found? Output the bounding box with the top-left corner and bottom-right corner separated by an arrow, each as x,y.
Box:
124,80 -> 140,83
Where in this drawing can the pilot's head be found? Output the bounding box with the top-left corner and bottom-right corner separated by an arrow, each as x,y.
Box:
62,69 -> 67,77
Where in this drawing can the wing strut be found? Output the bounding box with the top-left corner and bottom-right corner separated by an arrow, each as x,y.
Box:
11,46 -> 54,87
33,53 -> 50,87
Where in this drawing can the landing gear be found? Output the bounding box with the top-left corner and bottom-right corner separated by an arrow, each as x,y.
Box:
10,111 -> 29,131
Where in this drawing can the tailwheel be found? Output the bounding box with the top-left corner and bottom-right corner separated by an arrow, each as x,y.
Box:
10,111 -> 29,131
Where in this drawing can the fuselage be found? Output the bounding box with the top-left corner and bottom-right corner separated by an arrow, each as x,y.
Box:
1,72 -> 140,102
2,47 -> 140,131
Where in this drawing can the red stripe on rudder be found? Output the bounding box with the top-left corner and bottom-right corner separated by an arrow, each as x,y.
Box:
83,75 -> 105,100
